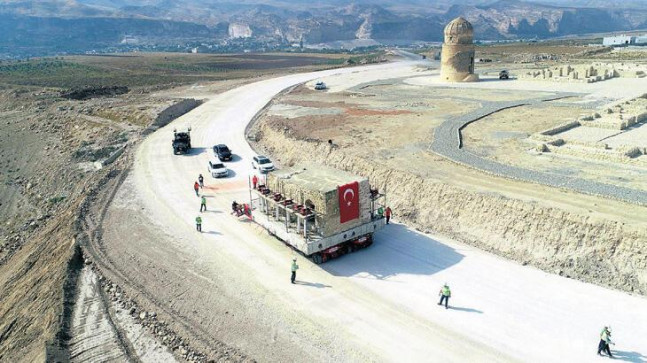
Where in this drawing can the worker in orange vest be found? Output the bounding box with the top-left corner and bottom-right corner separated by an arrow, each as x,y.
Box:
385,206 -> 392,224
252,174 -> 259,189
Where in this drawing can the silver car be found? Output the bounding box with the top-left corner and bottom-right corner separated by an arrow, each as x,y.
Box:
252,155 -> 275,173
208,161 -> 228,178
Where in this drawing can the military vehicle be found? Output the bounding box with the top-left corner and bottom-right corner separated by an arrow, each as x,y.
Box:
172,128 -> 191,154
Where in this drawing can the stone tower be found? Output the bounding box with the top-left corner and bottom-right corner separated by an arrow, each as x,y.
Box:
440,17 -> 479,82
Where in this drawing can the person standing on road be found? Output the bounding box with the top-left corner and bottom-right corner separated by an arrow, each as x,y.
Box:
200,196 -> 207,212
597,326 -> 614,357
198,174 -> 204,189
291,258 -> 299,284
195,216 -> 202,232
243,203 -> 250,217
438,283 -> 451,309
385,206 -> 392,224
193,181 -> 200,196
252,174 -> 259,189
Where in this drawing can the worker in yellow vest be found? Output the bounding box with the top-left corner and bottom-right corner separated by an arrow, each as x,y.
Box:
597,326 -> 614,357
200,196 -> 207,212
195,216 -> 202,232
438,283 -> 451,309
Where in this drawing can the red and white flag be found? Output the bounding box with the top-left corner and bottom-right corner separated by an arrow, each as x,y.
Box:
338,182 -> 359,223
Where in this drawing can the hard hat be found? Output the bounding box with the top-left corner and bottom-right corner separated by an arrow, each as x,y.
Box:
293,257 -> 297,261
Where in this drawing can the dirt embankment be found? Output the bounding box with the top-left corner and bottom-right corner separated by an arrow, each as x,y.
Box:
144,98 -> 202,135
0,89 -> 203,361
253,122 -> 647,295
0,205 -> 81,362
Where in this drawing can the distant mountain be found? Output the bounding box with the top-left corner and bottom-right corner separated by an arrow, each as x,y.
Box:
537,0 -> 647,10
0,0 -> 646,57
448,0 -> 647,39
0,14 -> 216,49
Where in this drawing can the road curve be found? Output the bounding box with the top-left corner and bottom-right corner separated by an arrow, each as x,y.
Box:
430,94 -> 647,206
130,61 -> 647,362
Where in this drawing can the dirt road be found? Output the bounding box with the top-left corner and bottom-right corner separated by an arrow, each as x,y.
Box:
100,62 -> 647,362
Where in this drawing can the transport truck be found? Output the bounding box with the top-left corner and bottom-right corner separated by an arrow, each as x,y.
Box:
247,164 -> 386,263
172,128 -> 191,154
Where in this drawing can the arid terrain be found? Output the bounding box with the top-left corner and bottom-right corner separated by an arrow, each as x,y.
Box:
252,44 -> 647,295
0,51 -> 374,362
2,43 -> 647,363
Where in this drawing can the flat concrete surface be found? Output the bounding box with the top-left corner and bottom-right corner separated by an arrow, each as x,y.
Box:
558,126 -> 621,143
605,123 -> 647,148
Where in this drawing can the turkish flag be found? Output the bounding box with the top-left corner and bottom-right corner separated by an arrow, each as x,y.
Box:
338,182 -> 359,223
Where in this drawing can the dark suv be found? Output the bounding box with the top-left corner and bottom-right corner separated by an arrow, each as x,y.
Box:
213,144 -> 233,161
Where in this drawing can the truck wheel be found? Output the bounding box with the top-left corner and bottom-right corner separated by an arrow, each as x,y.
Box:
364,234 -> 373,248
312,253 -> 323,264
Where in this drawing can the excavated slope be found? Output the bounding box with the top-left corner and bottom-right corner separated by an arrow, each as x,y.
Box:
256,122 -> 647,295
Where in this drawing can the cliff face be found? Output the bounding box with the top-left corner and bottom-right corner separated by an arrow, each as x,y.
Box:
447,0 -> 647,39
1,0 -> 646,56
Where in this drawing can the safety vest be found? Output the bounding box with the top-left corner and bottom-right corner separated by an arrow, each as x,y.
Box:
291,262 -> 299,272
442,286 -> 451,297
196,216 -> 202,224
601,330 -> 610,342
201,197 -> 206,205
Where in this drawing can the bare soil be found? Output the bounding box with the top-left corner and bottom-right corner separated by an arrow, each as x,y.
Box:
0,52 -> 351,362
264,84 -> 480,157
461,100 -> 647,191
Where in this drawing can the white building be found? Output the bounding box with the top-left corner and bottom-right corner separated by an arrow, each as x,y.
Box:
603,35 -> 635,46
635,35 -> 647,45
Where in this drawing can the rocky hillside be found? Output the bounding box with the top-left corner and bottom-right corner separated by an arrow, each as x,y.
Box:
448,0 -> 647,39
0,0 -> 646,57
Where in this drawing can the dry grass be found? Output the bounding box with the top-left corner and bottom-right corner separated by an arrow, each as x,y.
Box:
0,52 -> 358,89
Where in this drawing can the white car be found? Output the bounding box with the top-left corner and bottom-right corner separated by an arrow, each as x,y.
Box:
208,161 -> 228,178
252,155 -> 275,173
314,81 -> 327,90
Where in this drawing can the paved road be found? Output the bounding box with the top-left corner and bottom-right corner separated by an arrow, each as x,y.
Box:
118,61 -> 647,362
430,94 -> 647,205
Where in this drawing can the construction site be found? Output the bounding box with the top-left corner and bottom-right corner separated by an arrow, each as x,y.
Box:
2,17 -> 647,363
